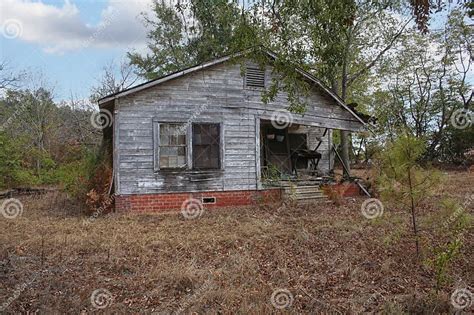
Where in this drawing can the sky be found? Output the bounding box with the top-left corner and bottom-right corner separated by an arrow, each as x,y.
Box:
0,1 -> 471,103
0,0 -> 152,102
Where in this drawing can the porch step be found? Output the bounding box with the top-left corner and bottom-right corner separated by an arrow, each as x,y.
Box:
282,185 -> 327,202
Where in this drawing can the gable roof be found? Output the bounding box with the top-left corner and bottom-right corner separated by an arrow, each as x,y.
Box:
98,49 -> 368,127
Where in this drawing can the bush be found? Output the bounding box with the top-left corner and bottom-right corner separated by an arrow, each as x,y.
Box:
0,132 -> 23,188
55,149 -> 98,198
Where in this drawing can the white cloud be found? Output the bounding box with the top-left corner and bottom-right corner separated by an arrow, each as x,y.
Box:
0,0 -> 151,54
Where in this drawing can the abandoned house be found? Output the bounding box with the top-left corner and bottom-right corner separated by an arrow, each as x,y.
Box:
98,50 -> 368,212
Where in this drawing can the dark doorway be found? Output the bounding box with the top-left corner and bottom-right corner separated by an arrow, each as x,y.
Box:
261,122 -> 292,175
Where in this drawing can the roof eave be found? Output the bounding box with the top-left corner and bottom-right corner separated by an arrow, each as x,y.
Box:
97,48 -> 369,131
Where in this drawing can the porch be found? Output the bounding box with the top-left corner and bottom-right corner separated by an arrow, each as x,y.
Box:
259,119 -> 333,179
257,119 -> 367,202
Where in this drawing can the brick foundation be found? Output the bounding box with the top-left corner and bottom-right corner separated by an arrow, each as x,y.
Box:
322,183 -> 362,197
115,189 -> 282,212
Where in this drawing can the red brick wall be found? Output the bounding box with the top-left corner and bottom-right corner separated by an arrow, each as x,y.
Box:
322,183 -> 361,197
115,189 -> 282,212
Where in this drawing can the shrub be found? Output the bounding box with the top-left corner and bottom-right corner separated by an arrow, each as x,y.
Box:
0,132 -> 22,188
377,134 -> 442,257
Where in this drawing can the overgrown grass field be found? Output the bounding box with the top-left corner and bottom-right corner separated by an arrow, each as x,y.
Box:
1,170 -> 472,314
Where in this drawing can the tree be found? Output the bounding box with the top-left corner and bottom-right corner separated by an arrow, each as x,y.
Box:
378,134 -> 441,257
128,0 -> 242,80
0,131 -> 22,188
3,86 -> 59,176
0,60 -> 24,92
407,0 -> 474,32
90,59 -> 139,103
370,7 -> 473,161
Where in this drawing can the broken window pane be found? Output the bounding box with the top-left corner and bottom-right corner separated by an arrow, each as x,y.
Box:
159,123 -> 187,169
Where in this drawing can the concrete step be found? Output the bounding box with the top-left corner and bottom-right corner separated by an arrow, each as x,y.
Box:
292,194 -> 326,200
283,186 -> 327,202
283,186 -> 322,193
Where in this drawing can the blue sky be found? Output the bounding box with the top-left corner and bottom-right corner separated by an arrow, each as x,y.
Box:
0,0 -> 150,101
0,1 -> 471,103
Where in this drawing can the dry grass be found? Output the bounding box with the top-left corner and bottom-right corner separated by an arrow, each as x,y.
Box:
0,170 -> 473,314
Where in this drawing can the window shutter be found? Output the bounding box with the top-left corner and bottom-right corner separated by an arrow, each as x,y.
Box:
245,67 -> 266,88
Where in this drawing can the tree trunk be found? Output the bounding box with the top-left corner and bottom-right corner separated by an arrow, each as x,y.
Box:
340,63 -> 351,179
340,131 -> 351,178
407,164 -> 420,258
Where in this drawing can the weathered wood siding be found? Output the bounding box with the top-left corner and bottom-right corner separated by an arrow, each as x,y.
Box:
115,61 -> 363,195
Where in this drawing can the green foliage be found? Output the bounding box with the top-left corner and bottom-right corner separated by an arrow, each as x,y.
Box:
371,7 -> 473,161
0,84 -> 101,195
377,134 -> 442,257
437,125 -> 474,164
128,0 -> 242,80
378,135 -> 441,205
0,132 -> 22,188
424,198 -> 472,291
128,0 -> 406,113
430,238 -> 462,292
54,149 -> 99,197
262,164 -> 281,184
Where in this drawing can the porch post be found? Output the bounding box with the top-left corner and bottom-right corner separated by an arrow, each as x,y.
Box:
255,116 -> 262,189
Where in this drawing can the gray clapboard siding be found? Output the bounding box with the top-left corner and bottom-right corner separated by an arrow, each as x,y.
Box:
115,60 -> 363,195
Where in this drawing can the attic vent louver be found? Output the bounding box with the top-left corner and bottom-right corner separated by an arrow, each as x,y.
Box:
245,67 -> 265,88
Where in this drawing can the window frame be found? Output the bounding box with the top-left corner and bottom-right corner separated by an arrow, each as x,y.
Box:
153,118 -> 224,172
153,120 -> 189,171
191,123 -> 222,170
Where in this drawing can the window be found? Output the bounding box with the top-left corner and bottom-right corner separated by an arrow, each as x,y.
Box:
158,123 -> 187,169
245,67 -> 266,88
192,123 -> 220,169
